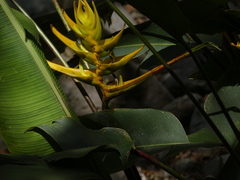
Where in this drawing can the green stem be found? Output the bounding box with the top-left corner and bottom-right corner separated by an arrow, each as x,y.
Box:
104,0 -> 240,165
133,150 -> 187,180
51,0 -> 71,32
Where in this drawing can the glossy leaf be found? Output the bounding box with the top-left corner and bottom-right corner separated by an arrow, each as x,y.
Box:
44,146 -> 99,163
114,22 -> 186,69
115,22 -> 223,71
204,86 -> 240,148
31,117 -> 133,165
165,128 -> 222,158
79,108 -> 189,154
0,154 -> 102,180
0,1 -> 76,155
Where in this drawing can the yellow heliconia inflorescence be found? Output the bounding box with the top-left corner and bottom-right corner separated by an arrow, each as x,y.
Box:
48,0 -> 146,103
48,0 -> 205,106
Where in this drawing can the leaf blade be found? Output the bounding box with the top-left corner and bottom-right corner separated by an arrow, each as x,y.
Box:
0,1 -> 76,155
80,108 -> 189,154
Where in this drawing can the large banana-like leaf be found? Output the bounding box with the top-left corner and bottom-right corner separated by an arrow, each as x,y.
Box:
0,0 -> 77,155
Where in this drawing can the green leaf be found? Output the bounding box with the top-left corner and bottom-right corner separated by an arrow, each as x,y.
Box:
80,108 -> 189,154
114,22 -> 187,70
0,154 -> 102,180
188,128 -> 222,147
43,146 -> 99,163
165,128 -> 223,158
0,1 -> 76,155
31,117 -> 133,165
125,0 -> 189,37
204,86 -> 240,148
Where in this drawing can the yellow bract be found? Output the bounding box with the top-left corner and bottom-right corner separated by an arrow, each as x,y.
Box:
74,0 -> 102,40
48,1 -> 215,107
49,0 -> 146,102
47,60 -> 100,85
98,45 -> 144,75
93,25 -> 126,57
54,0 -> 128,58
51,25 -> 99,65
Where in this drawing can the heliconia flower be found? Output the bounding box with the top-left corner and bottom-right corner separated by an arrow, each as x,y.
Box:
71,24 -> 125,57
51,25 -> 99,65
98,45 -> 145,75
64,6 -> 125,57
74,0 -> 102,40
62,0 -> 102,48
92,25 -> 126,57
47,60 -> 99,85
53,0 -> 127,59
